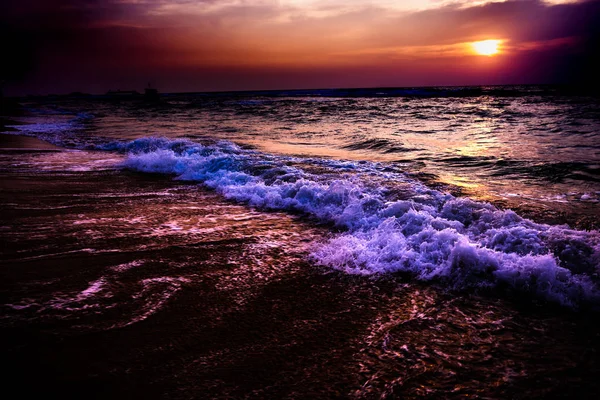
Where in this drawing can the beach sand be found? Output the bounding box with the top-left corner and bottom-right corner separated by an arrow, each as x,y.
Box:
1,134 -> 600,399
0,133 -> 62,152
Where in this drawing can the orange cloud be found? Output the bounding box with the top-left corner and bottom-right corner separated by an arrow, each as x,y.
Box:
2,0 -> 599,94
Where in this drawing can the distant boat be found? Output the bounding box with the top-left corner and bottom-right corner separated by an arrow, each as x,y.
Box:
144,84 -> 160,102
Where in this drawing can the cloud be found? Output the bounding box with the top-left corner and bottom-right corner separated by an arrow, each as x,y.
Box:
2,0 -> 599,94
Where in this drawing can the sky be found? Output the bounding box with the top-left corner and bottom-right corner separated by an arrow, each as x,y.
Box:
1,0 -> 599,95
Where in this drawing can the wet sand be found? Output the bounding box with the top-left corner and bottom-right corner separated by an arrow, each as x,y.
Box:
0,133 -> 63,152
2,136 -> 600,399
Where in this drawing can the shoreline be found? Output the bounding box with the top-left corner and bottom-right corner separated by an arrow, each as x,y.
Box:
1,128 -> 600,398
0,133 -> 63,152
2,167 -> 599,398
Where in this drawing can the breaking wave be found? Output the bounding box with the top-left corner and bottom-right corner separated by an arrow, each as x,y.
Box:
106,137 -> 600,308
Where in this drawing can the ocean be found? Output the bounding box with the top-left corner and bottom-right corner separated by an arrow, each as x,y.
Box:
1,86 -> 600,398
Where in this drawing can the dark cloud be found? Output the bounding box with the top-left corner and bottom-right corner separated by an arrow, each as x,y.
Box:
1,1 -> 115,83
364,0 -> 600,85
369,0 -> 600,46
2,0 -> 599,94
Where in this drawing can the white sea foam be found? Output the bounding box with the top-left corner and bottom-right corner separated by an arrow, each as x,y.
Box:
78,278 -> 106,300
113,137 -> 600,308
110,260 -> 145,273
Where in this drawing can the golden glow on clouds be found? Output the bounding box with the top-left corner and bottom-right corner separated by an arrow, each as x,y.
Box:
145,0 -> 582,18
472,40 -> 501,56
107,1 -> 585,71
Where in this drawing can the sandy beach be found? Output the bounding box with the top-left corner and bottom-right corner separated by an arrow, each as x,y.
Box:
1,132 -> 599,399
0,133 -> 62,152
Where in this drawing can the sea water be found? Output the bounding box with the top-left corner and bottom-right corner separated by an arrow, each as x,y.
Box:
2,86 -> 600,397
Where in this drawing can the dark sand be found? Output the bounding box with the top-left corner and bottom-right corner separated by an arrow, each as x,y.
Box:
2,135 -> 600,399
0,133 -> 62,152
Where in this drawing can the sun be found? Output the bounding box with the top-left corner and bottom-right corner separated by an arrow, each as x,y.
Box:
472,40 -> 501,56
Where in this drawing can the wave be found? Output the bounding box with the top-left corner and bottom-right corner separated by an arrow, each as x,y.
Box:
101,137 -> 600,308
436,155 -> 600,185
343,138 -> 420,153
5,112 -> 101,149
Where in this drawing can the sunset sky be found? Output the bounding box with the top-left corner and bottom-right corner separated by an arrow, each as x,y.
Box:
2,0 -> 599,95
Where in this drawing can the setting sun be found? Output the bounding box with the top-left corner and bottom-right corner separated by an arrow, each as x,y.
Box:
472,40 -> 501,56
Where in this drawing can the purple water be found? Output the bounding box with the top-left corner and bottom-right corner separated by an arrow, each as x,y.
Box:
2,86 -> 600,397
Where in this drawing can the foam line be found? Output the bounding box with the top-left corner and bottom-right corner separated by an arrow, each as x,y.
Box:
112,137 -> 600,308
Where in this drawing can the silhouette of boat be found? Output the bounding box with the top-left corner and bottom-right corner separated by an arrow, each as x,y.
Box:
144,84 -> 160,102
